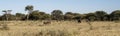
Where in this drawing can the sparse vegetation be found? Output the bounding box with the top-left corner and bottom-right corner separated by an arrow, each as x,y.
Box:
0,5 -> 120,36
0,21 -> 120,36
0,23 -> 9,30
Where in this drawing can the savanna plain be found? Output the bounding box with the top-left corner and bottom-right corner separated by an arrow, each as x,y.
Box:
0,21 -> 120,36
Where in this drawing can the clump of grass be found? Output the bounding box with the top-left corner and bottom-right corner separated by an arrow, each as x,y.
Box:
106,24 -> 112,30
36,30 -> 72,36
0,24 -> 9,30
86,21 -> 93,30
0,21 -> 9,30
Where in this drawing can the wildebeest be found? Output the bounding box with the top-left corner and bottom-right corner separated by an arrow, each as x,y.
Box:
43,20 -> 51,25
77,19 -> 81,23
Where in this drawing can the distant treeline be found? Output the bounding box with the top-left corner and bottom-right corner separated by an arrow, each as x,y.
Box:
0,5 -> 120,21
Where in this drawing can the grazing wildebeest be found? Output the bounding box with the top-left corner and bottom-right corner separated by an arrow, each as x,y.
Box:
76,17 -> 82,23
77,19 -> 81,23
43,20 -> 51,25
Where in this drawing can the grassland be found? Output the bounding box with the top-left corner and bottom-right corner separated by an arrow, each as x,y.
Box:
0,21 -> 120,36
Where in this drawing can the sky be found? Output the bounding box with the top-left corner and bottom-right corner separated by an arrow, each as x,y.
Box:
0,0 -> 120,15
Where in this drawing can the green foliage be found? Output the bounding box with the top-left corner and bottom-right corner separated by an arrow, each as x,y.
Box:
103,14 -> 110,21
25,5 -> 34,11
95,11 -> 108,21
25,5 -> 34,20
15,13 -> 25,20
64,12 -> 82,20
85,13 -> 96,21
27,10 -> 51,20
51,10 -> 64,20
72,13 -> 82,20
29,11 -> 41,20
42,14 -> 51,20
110,10 -> 120,21
0,5 -> 120,21
64,12 -> 74,20
0,14 -> 16,21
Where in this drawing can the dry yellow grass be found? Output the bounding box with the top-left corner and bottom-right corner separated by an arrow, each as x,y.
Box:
0,21 -> 120,36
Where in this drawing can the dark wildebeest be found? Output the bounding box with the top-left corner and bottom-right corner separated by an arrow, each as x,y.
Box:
43,20 -> 51,25
43,21 -> 51,25
77,19 -> 81,23
76,17 -> 82,23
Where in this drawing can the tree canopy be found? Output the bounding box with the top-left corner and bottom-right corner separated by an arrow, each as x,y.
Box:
0,5 -> 120,21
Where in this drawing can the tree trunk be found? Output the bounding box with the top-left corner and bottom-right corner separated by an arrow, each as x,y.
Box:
27,14 -> 29,21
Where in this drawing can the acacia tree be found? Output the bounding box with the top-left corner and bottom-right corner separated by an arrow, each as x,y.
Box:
2,10 -> 12,21
64,12 -> 74,20
25,5 -> 34,20
110,10 -> 120,21
51,10 -> 64,20
85,13 -> 96,21
15,13 -> 25,20
28,10 -> 51,20
72,13 -> 82,20
95,11 -> 108,21
1,10 -> 12,30
64,12 -> 83,21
